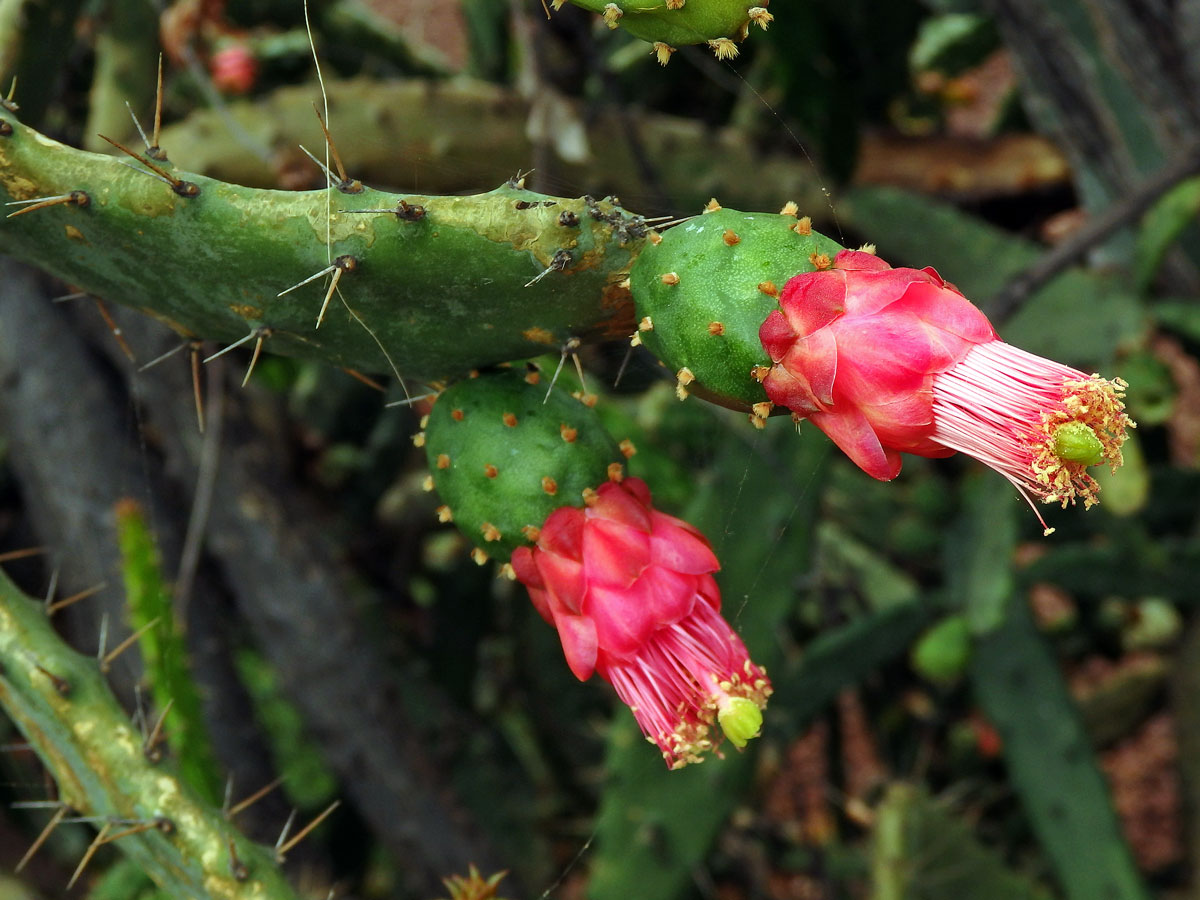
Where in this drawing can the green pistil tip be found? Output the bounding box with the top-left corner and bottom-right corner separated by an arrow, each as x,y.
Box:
1053,421 -> 1105,466
718,696 -> 762,749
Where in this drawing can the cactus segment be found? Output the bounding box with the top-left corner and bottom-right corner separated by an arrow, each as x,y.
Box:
0,569 -> 301,900
630,208 -> 844,410
424,369 -> 623,559
562,0 -> 772,50
0,114 -> 640,381
115,499 -> 224,804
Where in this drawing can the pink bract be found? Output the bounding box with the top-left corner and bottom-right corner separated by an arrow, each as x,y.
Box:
511,477 -> 771,768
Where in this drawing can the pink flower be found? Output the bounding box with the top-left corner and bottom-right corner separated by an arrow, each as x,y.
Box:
511,477 -> 771,768
759,250 -> 1131,527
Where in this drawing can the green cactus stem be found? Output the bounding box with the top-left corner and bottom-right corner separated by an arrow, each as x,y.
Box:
0,568 -> 302,900
0,112 -> 641,382
423,368 -> 625,560
630,205 -> 844,413
115,498 -> 224,805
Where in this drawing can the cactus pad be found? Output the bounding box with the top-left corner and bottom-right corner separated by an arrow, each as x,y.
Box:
0,114 -> 641,381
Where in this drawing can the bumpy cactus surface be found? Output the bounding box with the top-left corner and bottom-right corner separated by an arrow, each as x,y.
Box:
558,0 -> 774,61
630,206 -> 843,411
0,114 -> 642,381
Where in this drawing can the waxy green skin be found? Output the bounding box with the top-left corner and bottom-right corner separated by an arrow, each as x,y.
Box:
425,370 -> 623,559
0,114 -> 641,381
631,208 -> 845,410
564,0 -> 761,46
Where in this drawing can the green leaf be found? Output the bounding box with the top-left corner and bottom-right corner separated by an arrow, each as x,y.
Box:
872,783 -> 1055,900
944,474 -> 1017,635
970,607 -> 1150,900
1136,176 -> 1200,292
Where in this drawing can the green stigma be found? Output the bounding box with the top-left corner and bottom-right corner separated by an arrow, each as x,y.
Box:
1052,421 -> 1105,466
717,696 -> 763,749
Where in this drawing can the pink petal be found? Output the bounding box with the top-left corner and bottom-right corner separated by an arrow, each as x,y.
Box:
620,477 -> 652,508
538,506 -> 585,560
830,316 -> 933,398
855,389 -> 937,450
582,517 -> 649,589
554,613 -> 598,681
833,249 -> 892,272
511,546 -> 542,590
586,569 -> 696,658
649,512 -> 720,574
588,480 -> 652,532
763,364 -> 818,415
842,267 -> 937,318
695,573 -> 722,611
781,328 -> 838,408
760,309 -> 798,363
884,282 -> 997,367
583,582 -> 656,657
534,553 -> 586,614
920,266 -> 946,288
811,406 -> 903,481
778,270 -> 847,337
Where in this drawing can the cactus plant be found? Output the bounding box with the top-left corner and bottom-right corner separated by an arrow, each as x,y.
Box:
0,113 -> 642,381
0,3 -> 1171,898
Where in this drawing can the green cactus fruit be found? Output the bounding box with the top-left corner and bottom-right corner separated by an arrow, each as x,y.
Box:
424,368 -> 624,560
562,0 -> 774,58
910,614 -> 972,684
630,206 -> 844,413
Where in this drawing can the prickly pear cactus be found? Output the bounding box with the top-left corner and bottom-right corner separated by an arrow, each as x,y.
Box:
629,205 -> 843,412
423,368 -> 625,559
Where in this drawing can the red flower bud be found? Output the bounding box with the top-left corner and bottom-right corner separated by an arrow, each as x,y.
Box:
511,478 -> 771,768
210,43 -> 258,95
